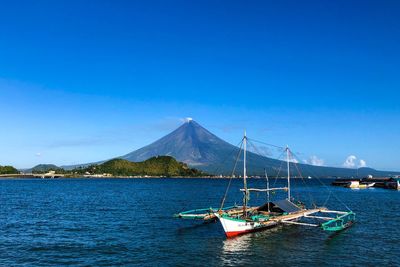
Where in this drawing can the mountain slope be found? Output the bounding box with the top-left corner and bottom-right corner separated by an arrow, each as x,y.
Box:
120,120 -> 399,177
121,120 -> 236,167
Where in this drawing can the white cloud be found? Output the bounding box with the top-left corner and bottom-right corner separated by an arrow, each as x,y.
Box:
343,155 -> 367,168
307,155 -> 324,166
35,152 -> 42,157
343,155 -> 357,168
358,159 -> 367,168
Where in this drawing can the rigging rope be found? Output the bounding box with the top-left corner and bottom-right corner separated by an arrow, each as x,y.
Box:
218,134 -> 352,213
289,150 -> 317,208
290,150 -> 352,211
272,150 -> 286,188
219,138 -> 244,210
247,139 -> 292,201
247,138 -> 285,149
209,139 -> 244,176
246,139 -> 285,185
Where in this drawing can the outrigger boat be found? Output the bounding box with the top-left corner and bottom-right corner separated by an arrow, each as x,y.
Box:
176,132 -> 356,238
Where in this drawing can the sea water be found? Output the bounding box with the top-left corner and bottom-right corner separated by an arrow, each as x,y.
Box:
0,178 -> 399,266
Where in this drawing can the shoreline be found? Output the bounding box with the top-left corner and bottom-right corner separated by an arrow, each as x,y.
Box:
0,175 -> 337,180
0,175 -> 223,179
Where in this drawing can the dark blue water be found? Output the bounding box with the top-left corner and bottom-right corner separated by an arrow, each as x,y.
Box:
0,178 -> 399,266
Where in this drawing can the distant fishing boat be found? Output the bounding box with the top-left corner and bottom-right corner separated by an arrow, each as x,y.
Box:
332,176 -> 398,190
331,178 -> 361,187
176,132 -> 355,238
344,180 -> 375,189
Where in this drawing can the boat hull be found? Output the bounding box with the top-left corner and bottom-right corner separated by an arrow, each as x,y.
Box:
214,213 -> 278,238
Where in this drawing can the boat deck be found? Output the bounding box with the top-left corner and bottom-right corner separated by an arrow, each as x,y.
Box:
268,208 -> 327,224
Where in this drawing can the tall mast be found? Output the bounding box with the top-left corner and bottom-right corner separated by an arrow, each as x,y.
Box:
243,131 -> 248,216
265,168 -> 270,212
286,145 -> 291,200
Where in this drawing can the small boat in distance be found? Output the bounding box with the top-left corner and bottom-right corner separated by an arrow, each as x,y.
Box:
332,176 -> 398,190
345,180 -> 375,189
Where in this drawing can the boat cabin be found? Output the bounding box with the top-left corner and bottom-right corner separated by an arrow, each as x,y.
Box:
257,199 -> 302,215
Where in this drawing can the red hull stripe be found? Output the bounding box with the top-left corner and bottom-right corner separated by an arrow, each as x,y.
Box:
226,228 -> 265,237
225,224 -> 278,238
226,230 -> 251,237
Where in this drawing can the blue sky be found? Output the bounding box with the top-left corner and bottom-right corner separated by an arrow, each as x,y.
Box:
0,0 -> 399,170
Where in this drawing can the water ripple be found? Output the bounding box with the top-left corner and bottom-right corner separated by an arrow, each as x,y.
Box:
0,178 -> 399,266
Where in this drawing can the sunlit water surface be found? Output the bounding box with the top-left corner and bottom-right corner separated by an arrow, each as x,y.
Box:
0,178 -> 399,266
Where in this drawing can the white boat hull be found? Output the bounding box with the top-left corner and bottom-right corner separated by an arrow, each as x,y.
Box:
346,181 -> 375,189
214,213 -> 278,238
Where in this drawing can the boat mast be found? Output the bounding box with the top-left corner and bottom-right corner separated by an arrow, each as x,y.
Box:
243,131 -> 248,216
286,145 -> 291,200
265,168 -> 270,212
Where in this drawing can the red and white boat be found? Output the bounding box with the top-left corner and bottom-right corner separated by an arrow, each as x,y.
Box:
214,212 -> 279,238
213,132 -> 355,238
176,132 -> 356,238
214,132 -> 296,237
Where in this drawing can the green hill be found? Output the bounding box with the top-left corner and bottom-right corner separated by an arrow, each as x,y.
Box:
76,156 -> 207,177
30,164 -> 62,173
0,165 -> 19,175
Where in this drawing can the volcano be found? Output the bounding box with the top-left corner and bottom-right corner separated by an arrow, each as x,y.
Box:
121,120 -> 238,168
118,120 -> 398,177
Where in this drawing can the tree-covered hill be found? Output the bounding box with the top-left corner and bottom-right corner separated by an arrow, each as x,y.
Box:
0,165 -> 19,174
30,164 -> 62,173
75,156 -> 207,177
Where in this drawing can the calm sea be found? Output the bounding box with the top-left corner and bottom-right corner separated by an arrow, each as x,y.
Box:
0,178 -> 399,266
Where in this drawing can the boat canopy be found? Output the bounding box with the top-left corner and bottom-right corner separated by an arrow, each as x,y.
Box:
272,199 -> 302,214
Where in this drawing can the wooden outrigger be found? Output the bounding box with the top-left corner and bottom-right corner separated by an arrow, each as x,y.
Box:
174,205 -> 258,221
278,209 -> 355,231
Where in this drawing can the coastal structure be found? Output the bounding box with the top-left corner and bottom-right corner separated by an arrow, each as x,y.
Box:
0,171 -> 64,178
